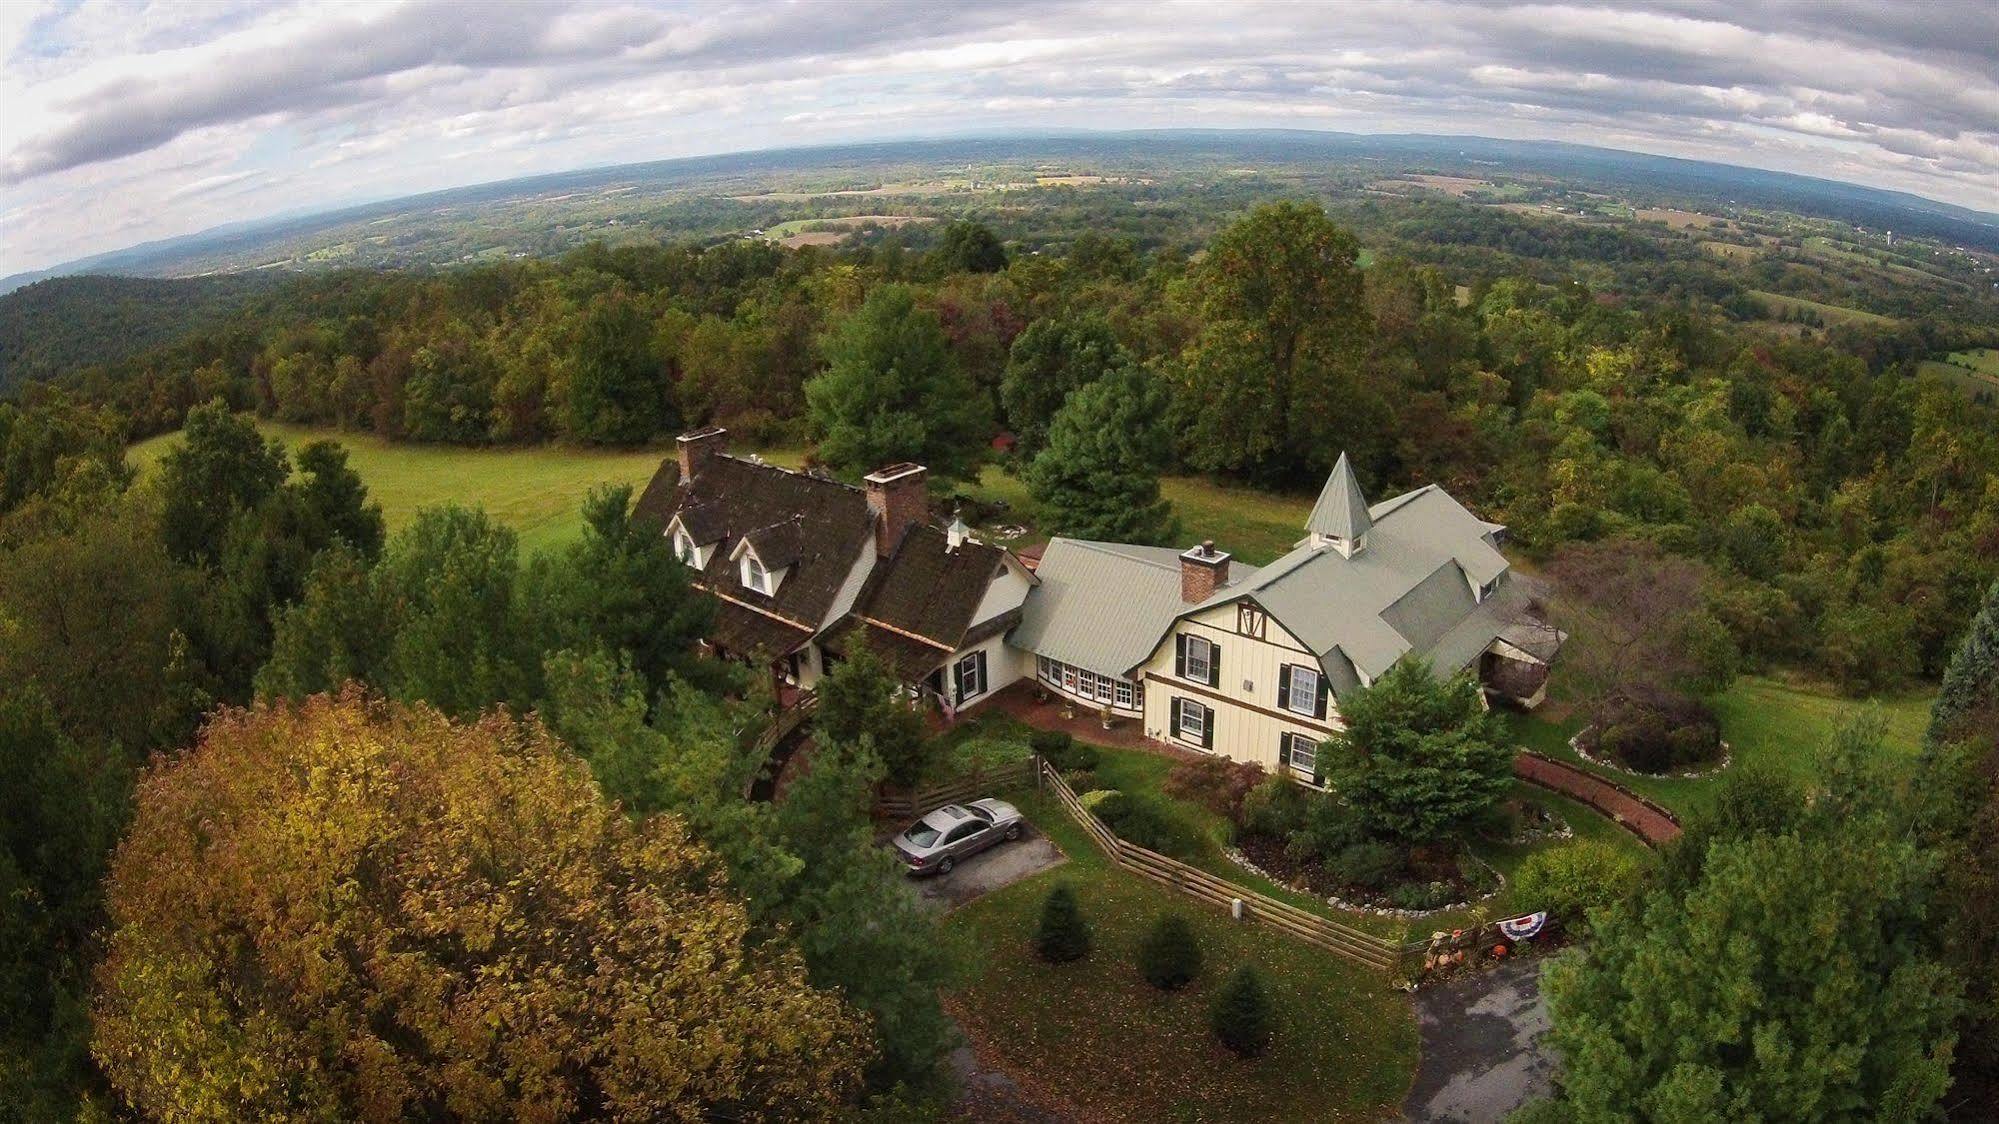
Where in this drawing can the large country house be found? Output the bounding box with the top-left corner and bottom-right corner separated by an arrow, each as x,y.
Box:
636,427 -> 1557,780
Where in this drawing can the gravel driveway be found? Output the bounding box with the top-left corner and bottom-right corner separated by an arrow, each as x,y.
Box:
1404,957 -> 1557,1122
910,825 -> 1066,909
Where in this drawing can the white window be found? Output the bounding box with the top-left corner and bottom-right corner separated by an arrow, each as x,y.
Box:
673,528 -> 697,565
1115,679 -> 1135,709
1285,733 -> 1318,777
740,552 -> 772,595
1078,669 -> 1097,698
1038,656 -> 1055,681
1062,665 -> 1079,693
956,651 -> 987,701
1176,698 -> 1207,744
1287,666 -> 1320,715
1096,674 -> 1114,702
1183,635 -> 1213,683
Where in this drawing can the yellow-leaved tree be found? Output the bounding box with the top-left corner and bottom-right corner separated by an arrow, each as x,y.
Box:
92,688 -> 867,1122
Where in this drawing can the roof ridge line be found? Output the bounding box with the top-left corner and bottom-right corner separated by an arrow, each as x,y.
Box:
1058,537 -> 1182,572
716,451 -> 863,494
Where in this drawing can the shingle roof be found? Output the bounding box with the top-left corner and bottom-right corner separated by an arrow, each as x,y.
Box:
638,453 -> 875,636
1304,452 -> 1372,542
852,524 -> 1011,650
1009,539 -> 1260,679
708,598 -> 815,660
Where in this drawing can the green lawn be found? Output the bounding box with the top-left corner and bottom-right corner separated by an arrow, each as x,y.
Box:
970,466 -> 1312,564
1747,289 -> 1896,327
1509,675 -> 1935,821
1919,349 -> 1999,400
128,421 -> 805,555
943,785 -> 1417,1123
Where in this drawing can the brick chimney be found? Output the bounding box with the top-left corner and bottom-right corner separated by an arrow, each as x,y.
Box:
1180,540 -> 1231,603
676,426 -> 727,480
864,463 -> 929,557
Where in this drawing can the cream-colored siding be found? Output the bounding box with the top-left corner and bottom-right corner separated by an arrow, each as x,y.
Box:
945,630 -> 1026,713
1136,600 -> 1344,777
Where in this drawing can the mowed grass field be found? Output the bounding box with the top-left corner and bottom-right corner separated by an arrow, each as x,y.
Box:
971,466 -> 1313,564
129,421 -> 692,554
1510,675 -> 1935,822
1920,348 -> 1999,399
1748,289 -> 1897,327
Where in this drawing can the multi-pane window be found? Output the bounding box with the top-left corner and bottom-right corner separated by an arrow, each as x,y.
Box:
741,553 -> 771,594
1285,733 -> 1318,777
1078,669 -> 1098,698
1062,665 -> 1079,693
1096,674 -> 1114,702
1115,679 -> 1135,708
674,529 -> 696,565
1286,666 -> 1320,715
1183,635 -> 1213,683
1176,698 -> 1207,743
956,651 -> 986,700
1040,657 -> 1138,710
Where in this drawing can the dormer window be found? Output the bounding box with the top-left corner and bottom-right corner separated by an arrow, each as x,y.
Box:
740,551 -> 775,595
674,527 -> 698,565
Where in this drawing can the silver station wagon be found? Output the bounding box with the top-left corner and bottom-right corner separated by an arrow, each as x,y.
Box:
892,799 -> 1024,875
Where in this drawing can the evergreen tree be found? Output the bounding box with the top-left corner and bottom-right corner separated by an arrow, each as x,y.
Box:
1024,363 -> 1177,545
156,399 -> 287,566
1928,577 -> 1999,749
934,221 -> 1008,274
1036,884 -> 1091,962
1323,660 -> 1510,846
999,314 -> 1130,459
1136,913 -> 1202,990
814,636 -> 931,788
1210,965 -> 1272,1057
804,285 -> 990,484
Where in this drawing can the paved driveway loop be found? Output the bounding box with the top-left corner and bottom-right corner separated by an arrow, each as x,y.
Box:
1405,957 -> 1556,1123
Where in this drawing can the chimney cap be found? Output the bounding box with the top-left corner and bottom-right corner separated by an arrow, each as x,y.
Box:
676,425 -> 728,443
863,462 -> 928,485
1180,541 -> 1231,566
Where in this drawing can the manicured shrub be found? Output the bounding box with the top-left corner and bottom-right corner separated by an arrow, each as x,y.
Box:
1388,880 -> 1457,911
1164,756 -> 1267,824
1512,840 -> 1646,938
1079,788 -> 1120,810
1035,885 -> 1090,962
1329,842 -> 1403,891
1135,913 -> 1202,990
1211,965 -> 1272,1057
1591,686 -> 1722,774
1029,729 -> 1099,774
1239,775 -> 1313,840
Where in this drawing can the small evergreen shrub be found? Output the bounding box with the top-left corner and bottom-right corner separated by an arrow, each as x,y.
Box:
1211,965 -> 1272,1057
1030,730 -> 1099,774
1239,775 -> 1313,840
1329,842 -> 1403,891
1035,884 -> 1090,962
1389,880 -> 1457,911
1079,788 -> 1120,810
1135,913 -> 1202,991
1094,791 -> 1198,857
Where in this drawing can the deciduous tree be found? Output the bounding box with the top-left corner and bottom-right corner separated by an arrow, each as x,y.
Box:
92,691 -> 867,1122
1000,314 -> 1131,458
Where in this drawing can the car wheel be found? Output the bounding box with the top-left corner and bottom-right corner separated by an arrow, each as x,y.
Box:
1005,823 -> 1022,841
938,856 -> 954,875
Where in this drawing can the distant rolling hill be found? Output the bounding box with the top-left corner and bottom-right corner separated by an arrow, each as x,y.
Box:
0,274 -> 275,395
5,130 -> 1995,297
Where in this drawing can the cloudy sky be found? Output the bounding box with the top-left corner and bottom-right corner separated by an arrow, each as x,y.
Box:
3,0 -> 1996,275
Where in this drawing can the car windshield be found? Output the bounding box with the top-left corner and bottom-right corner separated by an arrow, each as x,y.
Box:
905,824 -> 941,847
967,805 -> 994,822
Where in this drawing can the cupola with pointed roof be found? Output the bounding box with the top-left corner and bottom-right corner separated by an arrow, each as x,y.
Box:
1305,452 -> 1372,557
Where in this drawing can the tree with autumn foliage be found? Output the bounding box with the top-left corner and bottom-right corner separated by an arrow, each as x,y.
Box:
92,690 -> 867,1122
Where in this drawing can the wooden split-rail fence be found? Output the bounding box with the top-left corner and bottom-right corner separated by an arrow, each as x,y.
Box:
878,758 -> 1040,820
1036,757 -> 1406,974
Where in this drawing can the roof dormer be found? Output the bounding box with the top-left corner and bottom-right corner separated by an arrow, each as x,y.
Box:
1305,452 -> 1371,558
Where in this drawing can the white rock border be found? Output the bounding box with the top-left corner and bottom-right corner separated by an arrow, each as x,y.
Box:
1223,846 -> 1507,921
1570,726 -> 1733,780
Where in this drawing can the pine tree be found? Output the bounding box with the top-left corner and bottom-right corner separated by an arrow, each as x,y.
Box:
1136,913 -> 1202,990
1035,884 -> 1091,962
1928,577 -> 1999,748
1210,965 -> 1272,1057
1024,363 -> 1177,545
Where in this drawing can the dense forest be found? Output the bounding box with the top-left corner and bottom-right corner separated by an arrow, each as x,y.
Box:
3,194 -> 1999,1119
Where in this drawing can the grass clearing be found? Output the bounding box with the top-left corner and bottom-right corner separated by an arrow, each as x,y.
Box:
128,420 -> 806,555
1748,289 -> 1896,327
1508,675 -> 1934,822
967,466 -> 1312,565
943,784 -> 1417,1123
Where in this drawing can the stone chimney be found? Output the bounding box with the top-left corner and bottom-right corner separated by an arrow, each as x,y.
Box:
676,426 -> 728,480
864,463 -> 929,558
1180,540 -> 1231,603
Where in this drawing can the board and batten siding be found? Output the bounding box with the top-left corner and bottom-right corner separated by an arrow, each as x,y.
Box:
1136,600 -> 1344,775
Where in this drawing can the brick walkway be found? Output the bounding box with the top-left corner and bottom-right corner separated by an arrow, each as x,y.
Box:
1513,752 -> 1681,846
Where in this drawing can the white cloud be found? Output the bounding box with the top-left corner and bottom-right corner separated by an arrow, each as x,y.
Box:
1,0 -> 1994,274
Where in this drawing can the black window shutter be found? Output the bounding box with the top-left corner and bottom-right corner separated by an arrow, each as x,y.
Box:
1175,634 -> 1187,678
1278,664 -> 1293,709
1170,699 -> 1182,739
974,650 -> 987,696
1201,706 -> 1215,749
952,660 -> 965,704
1208,642 -> 1221,687
1314,672 -> 1329,719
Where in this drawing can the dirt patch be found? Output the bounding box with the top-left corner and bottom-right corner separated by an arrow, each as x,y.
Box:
778,231 -> 844,248
1635,207 -> 1716,230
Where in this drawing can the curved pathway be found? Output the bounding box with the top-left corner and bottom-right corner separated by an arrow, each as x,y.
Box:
1513,751 -> 1681,845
